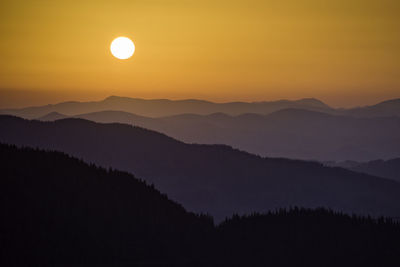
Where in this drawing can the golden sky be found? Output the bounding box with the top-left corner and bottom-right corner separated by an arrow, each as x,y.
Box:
0,0 -> 399,108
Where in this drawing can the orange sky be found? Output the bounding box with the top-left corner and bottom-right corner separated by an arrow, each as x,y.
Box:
0,0 -> 399,108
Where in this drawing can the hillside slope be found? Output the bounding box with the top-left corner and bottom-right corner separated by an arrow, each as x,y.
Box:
1,115 -> 400,220
0,144 -> 212,266
1,144 -> 400,266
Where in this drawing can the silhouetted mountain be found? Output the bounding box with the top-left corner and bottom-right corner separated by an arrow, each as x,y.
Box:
0,143 -> 213,266
326,158 -> 400,182
2,144 -> 400,266
0,96 -> 334,119
216,208 -> 400,267
1,115 -> 400,221
344,98 -> 400,118
40,108 -> 400,161
38,111 -> 68,121
3,96 -> 400,119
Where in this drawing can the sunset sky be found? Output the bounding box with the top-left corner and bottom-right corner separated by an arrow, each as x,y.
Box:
0,0 -> 399,108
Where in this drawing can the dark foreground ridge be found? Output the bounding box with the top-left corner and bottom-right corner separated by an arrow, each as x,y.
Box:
1,144 -> 400,267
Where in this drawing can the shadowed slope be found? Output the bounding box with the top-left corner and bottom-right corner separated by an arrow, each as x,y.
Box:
0,143 -> 213,266
2,144 -> 400,266
1,115 -> 400,221
216,208 -> 400,267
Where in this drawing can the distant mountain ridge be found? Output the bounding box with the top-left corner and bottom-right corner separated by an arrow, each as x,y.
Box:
1,115 -> 400,221
2,95 -> 400,119
38,111 -> 68,121
345,98 -> 400,117
326,158 -> 400,182
0,96 -> 335,119
36,108 -> 400,161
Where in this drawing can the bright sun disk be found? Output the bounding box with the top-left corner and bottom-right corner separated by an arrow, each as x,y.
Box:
110,37 -> 135,60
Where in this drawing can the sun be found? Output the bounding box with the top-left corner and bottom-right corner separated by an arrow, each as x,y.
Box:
110,37 -> 135,60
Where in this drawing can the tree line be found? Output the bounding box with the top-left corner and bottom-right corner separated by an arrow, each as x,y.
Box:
1,143 -> 399,266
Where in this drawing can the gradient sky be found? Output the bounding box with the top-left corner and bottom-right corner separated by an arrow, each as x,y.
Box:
0,0 -> 399,108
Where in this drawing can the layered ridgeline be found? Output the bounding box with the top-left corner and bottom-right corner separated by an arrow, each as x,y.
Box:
1,144 -> 400,267
0,96 -> 332,119
326,158 -> 400,182
1,96 -> 400,119
1,115 -> 400,221
36,109 -> 400,161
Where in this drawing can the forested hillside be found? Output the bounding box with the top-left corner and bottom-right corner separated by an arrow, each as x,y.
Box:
1,115 -> 400,221
1,144 -> 399,266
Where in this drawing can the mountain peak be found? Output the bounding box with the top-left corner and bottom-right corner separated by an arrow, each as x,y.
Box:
37,111 -> 67,121
268,108 -> 333,119
296,98 -> 331,108
103,95 -> 138,101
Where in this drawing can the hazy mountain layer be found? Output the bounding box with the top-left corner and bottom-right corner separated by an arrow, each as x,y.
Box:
2,96 -> 400,120
326,158 -> 400,182
1,115 -> 400,221
0,96 -> 335,118
345,98 -> 400,117
38,108 -> 400,161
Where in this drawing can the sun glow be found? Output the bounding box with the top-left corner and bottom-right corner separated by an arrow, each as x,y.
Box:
110,37 -> 135,60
